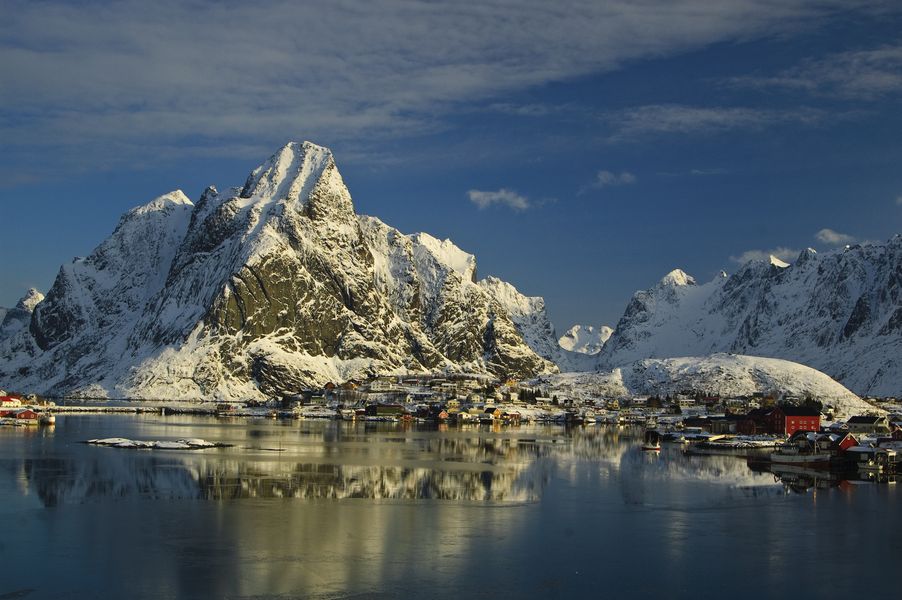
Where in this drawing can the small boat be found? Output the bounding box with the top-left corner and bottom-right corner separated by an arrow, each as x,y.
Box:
39,413 -> 56,426
642,429 -> 662,451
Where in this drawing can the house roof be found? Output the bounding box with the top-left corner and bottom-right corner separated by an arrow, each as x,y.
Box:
777,406 -> 821,417
848,415 -> 883,424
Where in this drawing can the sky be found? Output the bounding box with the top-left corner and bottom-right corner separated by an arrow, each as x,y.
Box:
2,0 -> 902,332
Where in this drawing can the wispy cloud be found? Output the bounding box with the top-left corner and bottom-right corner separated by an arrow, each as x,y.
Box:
658,168 -> 729,177
595,171 -> 637,187
896,196 -> 902,205
815,228 -> 856,246
467,189 -> 530,211
0,1 -> 893,176
728,44 -> 902,100
730,247 -> 801,265
604,104 -> 826,141
580,170 -> 637,194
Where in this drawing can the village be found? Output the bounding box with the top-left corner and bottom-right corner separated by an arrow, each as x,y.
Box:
3,373 -> 901,483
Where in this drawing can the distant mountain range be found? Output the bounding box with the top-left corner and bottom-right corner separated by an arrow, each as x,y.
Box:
595,243 -> 902,398
1,142 -> 899,400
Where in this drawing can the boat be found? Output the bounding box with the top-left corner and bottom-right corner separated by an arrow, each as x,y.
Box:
39,413 -> 56,426
769,444 -> 832,467
642,429 -> 662,451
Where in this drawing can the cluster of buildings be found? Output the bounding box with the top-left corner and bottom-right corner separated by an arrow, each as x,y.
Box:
0,392 -> 53,426
273,375 -> 901,434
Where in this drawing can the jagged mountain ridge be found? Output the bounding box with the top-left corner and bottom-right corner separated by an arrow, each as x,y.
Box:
0,142 -> 556,399
598,244 -> 902,397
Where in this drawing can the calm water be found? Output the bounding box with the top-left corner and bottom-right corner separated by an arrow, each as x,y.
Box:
0,415 -> 898,599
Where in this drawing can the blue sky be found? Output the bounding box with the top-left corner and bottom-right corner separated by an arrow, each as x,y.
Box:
2,1 -> 902,331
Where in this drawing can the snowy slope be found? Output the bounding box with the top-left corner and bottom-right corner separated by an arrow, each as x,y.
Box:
541,353 -> 872,417
0,142 -> 555,399
0,288 -> 44,339
558,324 -> 613,355
598,246 -> 902,397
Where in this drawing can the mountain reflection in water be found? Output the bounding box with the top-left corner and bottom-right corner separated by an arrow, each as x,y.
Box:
2,415 -> 899,600
7,416 -> 785,507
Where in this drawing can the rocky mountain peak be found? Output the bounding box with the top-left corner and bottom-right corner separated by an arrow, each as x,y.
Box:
413,233 -> 478,283
1,142 -> 557,399
15,288 -> 44,313
1,288 -> 45,341
797,247 -> 818,263
769,255 -> 790,268
658,269 -> 695,288
237,141 -> 355,225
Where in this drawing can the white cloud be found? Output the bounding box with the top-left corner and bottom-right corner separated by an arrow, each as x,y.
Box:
729,44 -> 902,100
467,189 -> 530,211
0,0 -> 893,175
815,228 -> 856,245
730,247 -> 801,265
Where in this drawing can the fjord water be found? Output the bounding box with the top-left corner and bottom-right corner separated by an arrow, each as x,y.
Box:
1,416 -> 898,599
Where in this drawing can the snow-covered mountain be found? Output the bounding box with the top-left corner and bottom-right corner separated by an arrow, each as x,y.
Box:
598,244 -> 902,397
0,142 -> 557,399
0,288 -> 44,340
558,324 -> 613,355
541,353 -> 871,416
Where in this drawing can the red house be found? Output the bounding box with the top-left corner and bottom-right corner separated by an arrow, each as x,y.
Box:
12,409 -> 38,421
736,408 -> 772,435
770,406 -> 821,436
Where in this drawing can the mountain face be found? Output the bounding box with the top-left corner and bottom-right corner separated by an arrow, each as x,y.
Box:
558,325 -> 613,355
0,288 -> 44,340
0,142 -> 556,399
477,277 -> 598,372
598,244 -> 902,397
